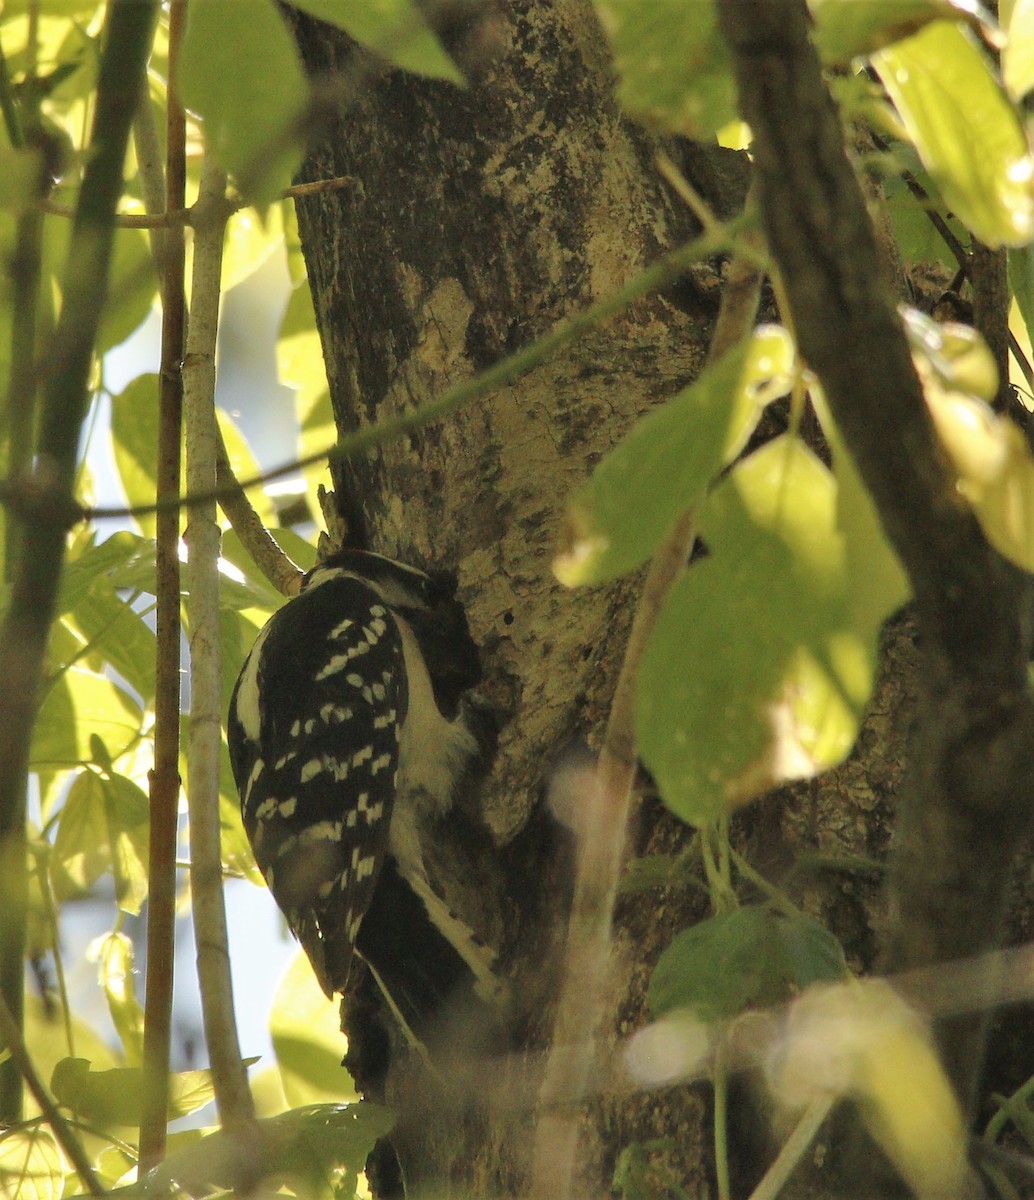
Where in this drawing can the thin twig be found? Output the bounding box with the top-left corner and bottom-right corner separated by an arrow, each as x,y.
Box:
0,991 -> 106,1196
530,512 -> 698,1200
40,174 -> 356,229
747,1097 -> 834,1200
214,433 -> 303,596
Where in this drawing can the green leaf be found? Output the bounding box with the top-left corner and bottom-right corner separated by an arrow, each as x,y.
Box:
925,388 -> 1034,570
151,1102 -> 393,1197
594,0 -> 737,137
106,775 -> 151,915
1009,243 -> 1034,358
1004,0 -> 1034,100
100,228 -> 157,354
0,147 -> 43,215
51,1058 -> 230,1127
636,436 -> 877,826
102,536 -> 158,595
0,1127 -> 63,1200
556,327 -> 792,587
648,907 -> 847,1021
179,0 -> 308,204
50,770 -> 149,911
110,374 -> 161,538
873,22 -> 1034,248
63,580 -> 157,705
216,407 -> 276,528
261,1103 -> 395,1199
881,155 -> 970,269
92,932 -> 144,1065
57,531 -> 150,614
271,952 -> 357,1107
810,0 -> 998,63
901,305 -> 999,401
820,406 -> 911,635
32,671 -> 142,771
291,0 -> 464,84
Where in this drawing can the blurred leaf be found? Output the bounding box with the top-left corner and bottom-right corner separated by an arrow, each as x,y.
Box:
57,530 -> 149,614
32,671 -> 142,770
51,1059 -> 230,1127
291,0 -> 463,84
215,407 -> 276,528
813,392 -> 911,634
1004,0 -> 1034,100
63,580 -> 157,704
637,436 -> 876,826
874,145 -> 972,270
873,22 -> 1034,248
766,981 -> 966,1198
151,1102 -> 393,1198
219,531 -> 310,618
1,0 -> 100,15
23,992 -> 119,1110
0,148 -> 42,215
648,907 -> 846,1021
100,228 -> 156,354
91,932 -> 144,1065
106,775 -> 150,915
556,327 -> 792,587
1009,244 -> 1034,359
594,0 -> 737,137
51,770 -> 149,911
102,536 -> 158,595
926,387 -> 1034,569
44,220 -> 155,355
810,0 -> 998,62
110,374 -> 161,539
179,0 -> 308,205
279,283 -> 335,498
271,951 -> 357,1106
220,204 -> 285,293
0,1127 -> 63,1200
901,305 -> 999,400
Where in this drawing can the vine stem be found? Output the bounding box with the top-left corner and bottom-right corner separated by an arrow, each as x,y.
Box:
530,179 -> 764,1199
529,509 -> 698,1200
183,150 -> 255,1133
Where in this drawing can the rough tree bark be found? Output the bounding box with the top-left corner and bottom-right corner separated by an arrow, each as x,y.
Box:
283,2 -> 1033,1196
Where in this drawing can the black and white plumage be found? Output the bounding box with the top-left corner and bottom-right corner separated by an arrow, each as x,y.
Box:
227,549 -> 502,1032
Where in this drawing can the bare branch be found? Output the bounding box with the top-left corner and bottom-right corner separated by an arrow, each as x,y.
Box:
183,151 -> 255,1133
